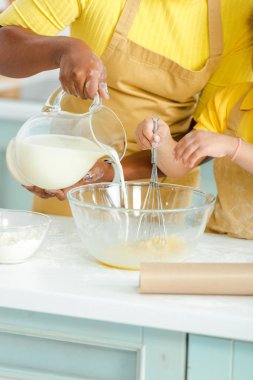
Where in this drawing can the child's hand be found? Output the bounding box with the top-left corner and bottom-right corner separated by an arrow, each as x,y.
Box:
135,118 -> 170,150
174,130 -> 237,168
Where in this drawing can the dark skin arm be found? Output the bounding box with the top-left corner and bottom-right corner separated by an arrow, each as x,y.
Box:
0,26 -> 108,99
0,26 -> 160,200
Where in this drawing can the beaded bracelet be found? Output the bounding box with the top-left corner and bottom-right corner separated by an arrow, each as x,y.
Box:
231,137 -> 242,161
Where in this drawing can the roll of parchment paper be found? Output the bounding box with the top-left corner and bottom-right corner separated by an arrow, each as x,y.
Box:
139,263 -> 253,295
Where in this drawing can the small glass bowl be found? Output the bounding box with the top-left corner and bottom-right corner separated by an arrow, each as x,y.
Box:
0,209 -> 51,264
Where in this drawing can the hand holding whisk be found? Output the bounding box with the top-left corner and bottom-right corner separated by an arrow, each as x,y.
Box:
136,115 -> 167,242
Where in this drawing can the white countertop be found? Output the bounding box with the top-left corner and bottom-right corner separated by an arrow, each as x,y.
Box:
0,216 -> 253,342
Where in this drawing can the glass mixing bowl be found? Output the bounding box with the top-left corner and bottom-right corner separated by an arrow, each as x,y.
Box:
68,183 -> 215,270
0,209 -> 51,264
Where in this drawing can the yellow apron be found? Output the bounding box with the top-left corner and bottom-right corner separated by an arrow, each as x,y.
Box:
207,92 -> 253,239
33,0 -> 223,215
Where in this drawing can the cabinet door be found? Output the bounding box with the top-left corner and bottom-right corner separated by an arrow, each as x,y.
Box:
0,310 -> 143,380
0,331 -> 141,380
187,335 -> 253,380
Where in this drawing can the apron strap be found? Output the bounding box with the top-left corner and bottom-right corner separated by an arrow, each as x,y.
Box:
208,0 -> 224,57
113,0 -> 141,38
226,89 -> 252,136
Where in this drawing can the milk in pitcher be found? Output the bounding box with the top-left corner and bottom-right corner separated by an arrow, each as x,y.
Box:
16,134 -> 105,189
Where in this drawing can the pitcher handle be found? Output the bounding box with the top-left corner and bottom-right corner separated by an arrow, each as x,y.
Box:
89,93 -> 102,112
42,87 -> 65,113
42,87 -> 102,114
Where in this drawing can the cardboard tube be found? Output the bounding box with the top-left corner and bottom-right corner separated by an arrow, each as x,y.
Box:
139,263 -> 253,295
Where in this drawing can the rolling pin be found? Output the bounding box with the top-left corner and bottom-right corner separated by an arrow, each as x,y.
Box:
139,263 -> 253,295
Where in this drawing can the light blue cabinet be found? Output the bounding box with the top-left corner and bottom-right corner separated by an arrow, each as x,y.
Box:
0,307 -> 252,380
0,308 -> 185,380
187,335 -> 253,380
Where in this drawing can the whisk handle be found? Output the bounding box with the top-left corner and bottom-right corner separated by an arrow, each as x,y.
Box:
151,147 -> 157,165
152,116 -> 159,134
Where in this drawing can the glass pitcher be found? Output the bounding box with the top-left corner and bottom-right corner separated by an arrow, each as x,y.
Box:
6,88 -> 126,189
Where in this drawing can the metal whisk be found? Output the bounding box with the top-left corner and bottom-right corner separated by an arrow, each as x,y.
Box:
136,115 -> 167,242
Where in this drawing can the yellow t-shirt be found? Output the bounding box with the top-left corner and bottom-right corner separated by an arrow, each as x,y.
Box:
0,0 -> 252,118
195,82 -> 253,144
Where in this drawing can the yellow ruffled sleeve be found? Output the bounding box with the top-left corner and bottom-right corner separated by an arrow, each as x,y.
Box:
0,0 -> 85,35
194,0 -> 253,119
194,88 -> 228,134
194,83 -> 253,135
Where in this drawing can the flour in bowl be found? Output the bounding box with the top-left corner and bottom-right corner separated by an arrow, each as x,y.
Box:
0,230 -> 42,263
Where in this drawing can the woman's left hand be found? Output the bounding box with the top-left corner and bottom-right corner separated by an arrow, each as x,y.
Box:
24,158 -> 114,201
23,186 -> 66,200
